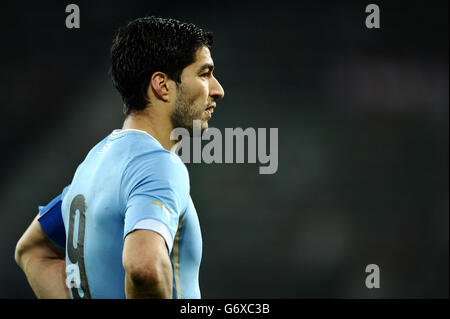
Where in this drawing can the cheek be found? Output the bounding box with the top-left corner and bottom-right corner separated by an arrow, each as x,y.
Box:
180,81 -> 209,117
192,86 -> 209,109
195,80 -> 209,99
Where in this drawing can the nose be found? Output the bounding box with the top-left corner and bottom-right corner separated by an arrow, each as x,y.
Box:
210,75 -> 225,101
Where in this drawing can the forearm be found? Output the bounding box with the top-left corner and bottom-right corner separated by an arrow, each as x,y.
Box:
21,256 -> 70,299
15,213 -> 70,298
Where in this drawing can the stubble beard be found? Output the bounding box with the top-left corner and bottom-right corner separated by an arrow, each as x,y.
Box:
170,85 -> 208,138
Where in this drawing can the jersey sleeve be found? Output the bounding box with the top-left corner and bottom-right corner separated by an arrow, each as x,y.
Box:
37,185 -> 70,252
122,150 -> 190,253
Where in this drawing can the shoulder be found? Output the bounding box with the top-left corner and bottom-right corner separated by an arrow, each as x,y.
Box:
130,149 -> 189,192
126,142 -> 188,177
122,147 -> 190,211
121,134 -> 190,193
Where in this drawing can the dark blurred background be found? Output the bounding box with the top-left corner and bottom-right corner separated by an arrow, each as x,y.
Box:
0,0 -> 447,298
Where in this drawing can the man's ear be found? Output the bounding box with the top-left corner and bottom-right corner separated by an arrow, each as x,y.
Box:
149,72 -> 171,102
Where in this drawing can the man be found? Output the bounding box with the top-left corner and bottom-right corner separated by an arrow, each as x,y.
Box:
14,16 -> 224,299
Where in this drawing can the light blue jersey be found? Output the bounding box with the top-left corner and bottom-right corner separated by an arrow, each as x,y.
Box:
39,129 -> 202,299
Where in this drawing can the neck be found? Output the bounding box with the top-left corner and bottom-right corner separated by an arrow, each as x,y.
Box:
122,109 -> 177,151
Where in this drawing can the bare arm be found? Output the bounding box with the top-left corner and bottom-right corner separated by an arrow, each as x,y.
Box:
15,214 -> 70,299
122,229 -> 173,298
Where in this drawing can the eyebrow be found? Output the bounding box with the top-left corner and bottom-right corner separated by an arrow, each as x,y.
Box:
198,63 -> 215,74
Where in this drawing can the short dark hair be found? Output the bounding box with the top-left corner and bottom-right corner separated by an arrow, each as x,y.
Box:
110,16 -> 213,115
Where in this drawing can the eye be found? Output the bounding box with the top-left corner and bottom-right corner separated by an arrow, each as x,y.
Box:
200,72 -> 210,77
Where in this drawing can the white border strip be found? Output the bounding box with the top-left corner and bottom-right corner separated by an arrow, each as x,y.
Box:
110,129 -> 163,148
132,218 -> 174,253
